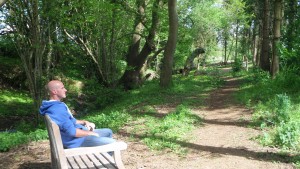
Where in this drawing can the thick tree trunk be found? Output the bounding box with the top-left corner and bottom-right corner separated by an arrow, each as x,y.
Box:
120,0 -> 161,89
271,0 -> 283,78
160,0 -> 178,88
260,0 -> 271,72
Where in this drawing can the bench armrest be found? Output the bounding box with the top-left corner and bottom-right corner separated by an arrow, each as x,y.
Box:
64,141 -> 127,157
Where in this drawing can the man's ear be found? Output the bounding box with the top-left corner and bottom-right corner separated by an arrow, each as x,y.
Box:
50,89 -> 57,95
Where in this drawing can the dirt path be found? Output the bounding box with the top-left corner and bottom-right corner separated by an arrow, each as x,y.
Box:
120,72 -> 296,169
0,70 -> 296,169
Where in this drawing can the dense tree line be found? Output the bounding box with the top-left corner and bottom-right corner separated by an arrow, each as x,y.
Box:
0,0 -> 300,116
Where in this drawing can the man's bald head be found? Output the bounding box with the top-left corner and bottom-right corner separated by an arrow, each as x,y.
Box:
47,80 -> 63,92
46,80 -> 67,100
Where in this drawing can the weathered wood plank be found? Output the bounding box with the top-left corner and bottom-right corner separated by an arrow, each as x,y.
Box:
45,115 -> 127,169
94,153 -> 118,169
66,156 -> 80,169
45,115 -> 69,169
80,154 -> 96,169
101,153 -> 116,165
73,155 -> 88,169
87,154 -> 106,169
64,142 -> 127,156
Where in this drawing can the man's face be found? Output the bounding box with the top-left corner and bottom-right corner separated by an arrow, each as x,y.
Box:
55,82 -> 67,99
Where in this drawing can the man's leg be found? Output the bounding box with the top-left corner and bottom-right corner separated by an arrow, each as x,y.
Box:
80,128 -> 116,147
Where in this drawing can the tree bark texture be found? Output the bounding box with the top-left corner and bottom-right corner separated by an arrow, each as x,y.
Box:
6,0 -> 46,123
252,19 -> 259,66
271,0 -> 283,78
260,0 -> 271,72
120,0 -> 161,89
160,0 -> 178,88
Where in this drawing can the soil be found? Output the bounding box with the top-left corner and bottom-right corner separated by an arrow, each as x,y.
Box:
0,68 -> 296,169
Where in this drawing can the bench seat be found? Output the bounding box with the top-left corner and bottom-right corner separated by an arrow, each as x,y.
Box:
45,115 -> 127,169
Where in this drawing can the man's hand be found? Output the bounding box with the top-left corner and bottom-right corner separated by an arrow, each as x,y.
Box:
85,121 -> 95,131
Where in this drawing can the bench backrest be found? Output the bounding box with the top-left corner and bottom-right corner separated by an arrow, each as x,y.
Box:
45,115 -> 69,169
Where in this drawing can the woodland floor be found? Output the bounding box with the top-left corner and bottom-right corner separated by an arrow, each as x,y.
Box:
0,68 -> 297,169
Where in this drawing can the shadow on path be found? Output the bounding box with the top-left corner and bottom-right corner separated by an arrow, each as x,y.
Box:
19,162 -> 51,169
120,132 -> 297,164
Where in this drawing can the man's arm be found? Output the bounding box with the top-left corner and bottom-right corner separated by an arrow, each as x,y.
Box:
75,128 -> 99,137
76,119 -> 95,131
76,119 -> 87,125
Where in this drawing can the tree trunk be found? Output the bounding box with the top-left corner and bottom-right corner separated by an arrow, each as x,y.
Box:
160,0 -> 178,88
271,0 -> 283,78
260,0 -> 271,72
224,39 -> 227,64
6,0 -> 46,124
252,19 -> 258,66
235,20 -> 239,60
120,0 -> 161,89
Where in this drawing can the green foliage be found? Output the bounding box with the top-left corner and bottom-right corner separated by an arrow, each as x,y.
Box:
0,55 -> 26,89
0,129 -> 48,152
0,60 -> 222,153
139,105 -> 202,154
254,94 -> 291,126
273,121 -> 300,150
236,68 -> 300,151
0,36 -> 18,57
85,110 -> 130,132
0,90 -> 34,117
232,58 -> 243,72
86,84 -> 124,110
0,132 -> 28,152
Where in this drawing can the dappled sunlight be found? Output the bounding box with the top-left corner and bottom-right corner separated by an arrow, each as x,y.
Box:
118,131 -> 297,164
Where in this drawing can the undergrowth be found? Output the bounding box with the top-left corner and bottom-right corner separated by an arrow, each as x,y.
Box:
131,105 -> 202,155
0,69 -> 221,152
235,67 -> 300,167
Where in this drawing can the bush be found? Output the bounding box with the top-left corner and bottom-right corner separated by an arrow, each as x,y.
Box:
253,94 -> 291,126
0,129 -> 48,152
273,121 -> 300,150
232,58 -> 243,72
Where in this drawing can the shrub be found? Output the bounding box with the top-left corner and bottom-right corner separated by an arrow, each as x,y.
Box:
0,129 -> 47,152
273,121 -> 300,150
232,58 -> 243,72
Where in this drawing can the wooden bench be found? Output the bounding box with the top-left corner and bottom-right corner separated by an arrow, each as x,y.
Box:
45,115 -> 127,169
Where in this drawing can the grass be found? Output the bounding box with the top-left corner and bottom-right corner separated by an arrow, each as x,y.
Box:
0,89 -> 34,117
234,68 -> 300,167
0,68 -> 223,152
132,104 -> 203,155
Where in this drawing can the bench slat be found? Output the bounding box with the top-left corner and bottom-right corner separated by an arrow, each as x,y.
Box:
74,155 -> 88,169
66,156 -> 80,169
101,153 -> 116,165
87,154 -> 106,169
80,154 -> 96,169
94,153 -> 118,169
45,115 -> 127,169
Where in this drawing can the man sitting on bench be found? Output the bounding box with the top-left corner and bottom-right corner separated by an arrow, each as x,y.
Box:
40,80 -> 115,149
